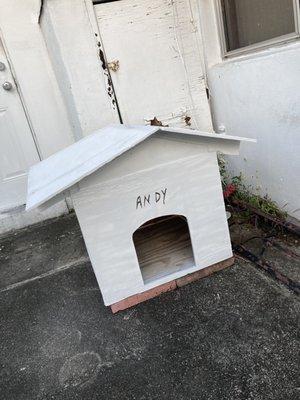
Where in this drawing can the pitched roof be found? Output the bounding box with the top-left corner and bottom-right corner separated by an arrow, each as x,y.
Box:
26,124 -> 255,211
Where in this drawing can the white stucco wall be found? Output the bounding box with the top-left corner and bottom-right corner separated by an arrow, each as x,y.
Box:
208,43 -> 300,220
198,3 -> 300,220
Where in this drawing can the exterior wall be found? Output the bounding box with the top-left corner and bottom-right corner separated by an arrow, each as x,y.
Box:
0,0 -> 73,232
208,43 -> 300,220
40,0 -> 120,137
199,3 -> 300,220
40,0 -> 212,132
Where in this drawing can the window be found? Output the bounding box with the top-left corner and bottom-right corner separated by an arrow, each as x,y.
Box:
216,0 -> 300,55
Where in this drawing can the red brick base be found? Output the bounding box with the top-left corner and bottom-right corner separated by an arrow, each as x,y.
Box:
110,256 -> 235,313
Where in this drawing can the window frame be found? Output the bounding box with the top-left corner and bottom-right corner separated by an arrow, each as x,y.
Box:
215,0 -> 300,58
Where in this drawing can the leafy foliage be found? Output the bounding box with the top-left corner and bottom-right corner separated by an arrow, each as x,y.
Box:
218,155 -> 286,220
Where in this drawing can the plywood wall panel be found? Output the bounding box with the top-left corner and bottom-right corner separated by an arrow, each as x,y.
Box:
72,152 -> 232,305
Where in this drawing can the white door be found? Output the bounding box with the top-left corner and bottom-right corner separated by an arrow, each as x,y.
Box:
0,41 -> 40,211
95,0 -> 212,130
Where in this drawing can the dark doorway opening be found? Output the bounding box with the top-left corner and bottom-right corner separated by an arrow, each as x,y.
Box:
133,215 -> 195,284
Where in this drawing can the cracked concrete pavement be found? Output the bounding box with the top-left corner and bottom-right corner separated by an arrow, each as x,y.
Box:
0,213 -> 299,399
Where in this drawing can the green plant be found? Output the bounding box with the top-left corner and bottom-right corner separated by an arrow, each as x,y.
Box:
218,158 -> 287,220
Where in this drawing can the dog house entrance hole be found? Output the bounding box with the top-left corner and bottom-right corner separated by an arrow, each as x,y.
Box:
133,215 -> 195,284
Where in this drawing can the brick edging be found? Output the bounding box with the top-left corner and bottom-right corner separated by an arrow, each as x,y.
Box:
110,256 -> 235,313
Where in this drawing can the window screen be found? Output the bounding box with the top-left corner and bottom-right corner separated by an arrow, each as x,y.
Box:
221,0 -> 297,51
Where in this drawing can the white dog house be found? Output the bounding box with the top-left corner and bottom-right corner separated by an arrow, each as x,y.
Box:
26,125 -> 254,312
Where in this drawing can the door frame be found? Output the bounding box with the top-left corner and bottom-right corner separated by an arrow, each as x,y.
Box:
84,0 -> 122,122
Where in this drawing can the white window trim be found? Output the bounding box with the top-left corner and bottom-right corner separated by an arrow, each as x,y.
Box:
215,0 -> 300,58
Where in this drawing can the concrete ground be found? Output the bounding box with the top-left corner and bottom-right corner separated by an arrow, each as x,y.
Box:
0,213 -> 299,400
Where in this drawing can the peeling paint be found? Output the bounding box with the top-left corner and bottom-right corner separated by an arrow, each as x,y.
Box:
94,0 -> 212,130
95,35 -> 120,115
38,0 -> 44,24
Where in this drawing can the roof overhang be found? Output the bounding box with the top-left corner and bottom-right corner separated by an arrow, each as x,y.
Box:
26,124 -> 256,211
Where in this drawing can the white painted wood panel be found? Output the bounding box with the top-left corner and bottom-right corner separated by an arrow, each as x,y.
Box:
40,0 -> 120,137
26,124 -> 254,210
77,132 -> 251,193
72,152 -> 232,305
0,0 -> 74,158
26,125 -> 158,210
95,0 -> 213,130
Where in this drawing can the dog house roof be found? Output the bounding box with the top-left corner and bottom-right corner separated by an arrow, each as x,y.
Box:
26,124 -> 255,211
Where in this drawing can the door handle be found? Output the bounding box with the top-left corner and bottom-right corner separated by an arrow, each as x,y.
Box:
2,82 -> 13,91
